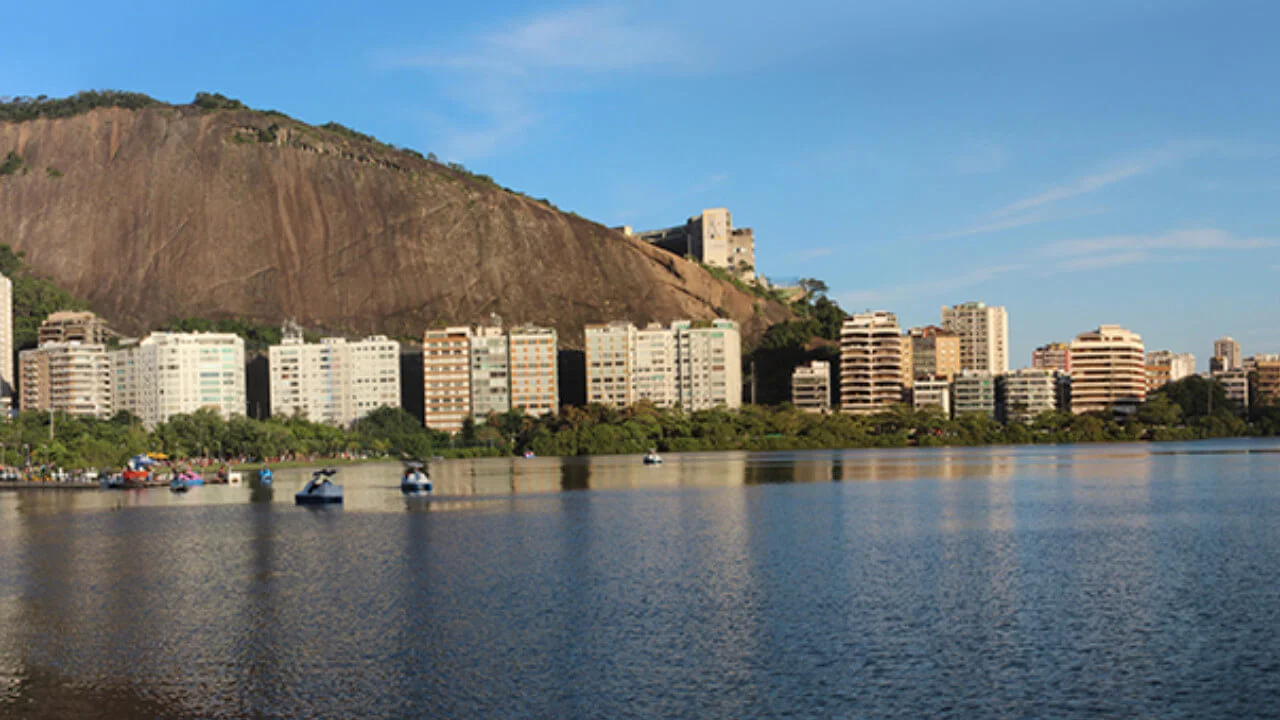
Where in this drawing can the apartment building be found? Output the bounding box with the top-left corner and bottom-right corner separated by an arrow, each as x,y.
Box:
469,326 -> 510,421
953,370 -> 997,419
1213,337 -> 1242,371
1069,325 -> 1146,416
1145,350 -> 1196,391
941,301 -> 1009,374
111,332 -> 246,428
19,342 -> 113,418
908,326 -> 961,381
840,312 -> 906,415
423,327 -> 472,432
38,311 -> 112,346
585,322 -> 635,407
1216,369 -> 1249,414
632,323 -> 677,407
509,326 -> 559,417
1255,360 -> 1280,405
631,208 -> 756,278
673,320 -> 742,410
1001,368 -> 1059,423
910,377 -> 951,416
791,360 -> 831,413
269,331 -> 401,426
1032,342 -> 1072,373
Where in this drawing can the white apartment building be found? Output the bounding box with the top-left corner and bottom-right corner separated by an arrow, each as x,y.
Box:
585,322 -> 635,407
19,341 -> 113,418
111,332 -> 246,428
0,274 -> 11,408
1070,325 -> 1146,416
953,370 -> 997,419
269,332 -> 400,426
840,311 -> 906,415
673,320 -> 742,411
423,327 -> 472,432
632,323 -> 678,407
1217,369 -> 1250,414
791,360 -> 831,413
469,326 -> 510,421
1001,368 -> 1059,422
1213,337 -> 1241,371
509,326 -> 559,417
910,377 -> 951,417
1146,350 -> 1196,384
941,301 -> 1009,375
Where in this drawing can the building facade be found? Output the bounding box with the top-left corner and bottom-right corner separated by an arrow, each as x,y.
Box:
1216,369 -> 1249,415
1069,325 -> 1146,416
585,322 -> 635,407
631,323 -> 677,407
468,326 -> 510,421
269,332 -> 401,426
509,326 -> 559,417
1213,337 -> 1242,371
1145,350 -> 1195,391
910,377 -> 952,416
840,312 -> 906,415
908,326 -> 961,381
942,301 -> 1009,375
673,320 -> 742,410
38,311 -> 111,346
1001,368 -> 1059,422
423,327 -> 472,432
111,332 -> 246,428
1255,360 -> 1280,405
586,319 -> 741,411
19,342 -> 113,418
631,208 -> 756,278
953,370 -> 997,418
791,360 -> 831,413
0,274 -> 11,407
1032,342 -> 1072,373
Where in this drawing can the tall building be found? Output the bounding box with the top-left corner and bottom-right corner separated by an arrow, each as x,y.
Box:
791,360 -> 831,413
1216,369 -> 1249,415
468,326 -> 510,421
38,311 -> 111,346
423,327 -> 472,432
509,326 -> 559,417
268,330 -> 401,426
1032,342 -> 1072,373
631,208 -> 756,278
941,301 -> 1009,374
19,342 -> 113,418
585,322 -> 635,407
907,326 -> 961,381
1145,351 -> 1196,389
632,323 -> 677,407
673,320 -> 742,410
1213,337 -> 1242,371
953,370 -> 997,419
910,377 -> 951,416
840,311 -> 906,415
1255,360 -> 1280,405
0,274 -> 11,407
111,332 -> 246,428
1069,325 -> 1146,416
1000,368 -> 1059,423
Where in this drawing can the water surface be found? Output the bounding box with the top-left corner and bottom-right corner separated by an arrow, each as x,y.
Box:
2,440 -> 1279,718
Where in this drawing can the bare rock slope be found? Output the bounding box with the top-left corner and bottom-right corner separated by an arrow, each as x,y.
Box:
0,104 -> 789,345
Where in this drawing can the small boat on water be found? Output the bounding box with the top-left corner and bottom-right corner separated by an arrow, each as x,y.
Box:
401,461 -> 433,495
259,467 -> 274,485
226,471 -> 243,486
643,449 -> 663,465
178,471 -> 204,487
170,477 -> 189,493
296,468 -> 343,505
523,451 -> 536,459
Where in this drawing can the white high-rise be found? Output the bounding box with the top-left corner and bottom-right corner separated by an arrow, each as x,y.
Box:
585,322 -> 635,407
585,319 -> 741,410
508,326 -> 559,417
1070,325 -> 1146,416
673,320 -> 742,410
632,323 -> 678,407
941,301 -> 1009,375
269,330 -> 400,426
840,311 -> 906,415
469,326 -> 510,421
112,332 -> 246,428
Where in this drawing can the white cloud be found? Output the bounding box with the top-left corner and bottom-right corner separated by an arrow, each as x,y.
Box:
922,208 -> 1104,242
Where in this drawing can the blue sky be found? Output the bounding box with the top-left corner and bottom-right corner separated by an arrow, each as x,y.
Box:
4,0 -> 1278,366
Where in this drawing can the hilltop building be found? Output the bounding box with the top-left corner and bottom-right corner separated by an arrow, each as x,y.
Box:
629,209 -> 756,279
111,332 -> 246,428
268,327 -> 400,427
791,360 -> 831,413
941,301 -> 1009,375
1069,325 -> 1145,416
840,311 -> 906,415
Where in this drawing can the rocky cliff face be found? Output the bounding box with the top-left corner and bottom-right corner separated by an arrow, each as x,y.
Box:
0,105 -> 788,345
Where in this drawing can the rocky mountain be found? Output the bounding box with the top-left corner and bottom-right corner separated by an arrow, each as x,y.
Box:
0,93 -> 790,346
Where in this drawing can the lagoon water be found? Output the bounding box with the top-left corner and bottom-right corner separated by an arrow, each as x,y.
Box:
2,440 -> 1280,718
